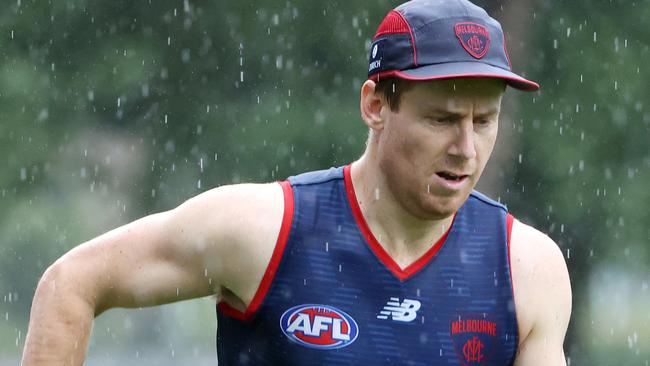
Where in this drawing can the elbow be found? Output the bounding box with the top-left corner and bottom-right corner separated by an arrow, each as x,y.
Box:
35,262 -> 65,300
34,259 -> 102,317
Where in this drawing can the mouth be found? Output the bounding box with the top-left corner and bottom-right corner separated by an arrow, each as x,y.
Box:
435,171 -> 469,182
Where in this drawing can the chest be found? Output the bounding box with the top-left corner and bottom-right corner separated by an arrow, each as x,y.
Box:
255,223 -> 516,365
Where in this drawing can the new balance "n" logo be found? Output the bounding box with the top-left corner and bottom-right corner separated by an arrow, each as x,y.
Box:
377,297 -> 421,322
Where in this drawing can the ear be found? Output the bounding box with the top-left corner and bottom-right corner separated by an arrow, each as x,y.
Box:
359,80 -> 385,132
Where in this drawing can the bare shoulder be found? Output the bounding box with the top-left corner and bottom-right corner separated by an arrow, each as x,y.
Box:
510,219 -> 572,363
170,182 -> 285,241
167,181 -> 287,305
510,219 -> 569,281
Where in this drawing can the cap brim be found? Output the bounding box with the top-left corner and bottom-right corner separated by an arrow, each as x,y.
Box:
371,62 -> 539,91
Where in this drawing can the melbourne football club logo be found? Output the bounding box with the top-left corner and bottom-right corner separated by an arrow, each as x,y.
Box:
450,314 -> 499,365
280,304 -> 359,350
454,22 -> 491,59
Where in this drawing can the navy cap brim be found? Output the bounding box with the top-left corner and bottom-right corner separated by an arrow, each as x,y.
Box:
370,62 -> 539,91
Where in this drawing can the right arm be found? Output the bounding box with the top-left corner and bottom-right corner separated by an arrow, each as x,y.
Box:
21,182 -> 285,365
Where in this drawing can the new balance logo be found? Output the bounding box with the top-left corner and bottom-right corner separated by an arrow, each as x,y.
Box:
376,297 -> 421,322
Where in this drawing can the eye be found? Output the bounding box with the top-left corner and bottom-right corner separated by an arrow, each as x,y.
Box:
474,118 -> 493,126
427,116 -> 453,124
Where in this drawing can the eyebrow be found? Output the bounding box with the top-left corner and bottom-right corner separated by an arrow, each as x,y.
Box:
426,108 -> 500,118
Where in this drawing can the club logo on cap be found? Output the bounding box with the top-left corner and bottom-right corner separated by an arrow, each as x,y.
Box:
372,44 -> 378,59
454,22 -> 491,59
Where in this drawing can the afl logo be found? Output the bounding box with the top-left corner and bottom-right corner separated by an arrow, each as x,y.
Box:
280,304 -> 359,350
372,44 -> 378,58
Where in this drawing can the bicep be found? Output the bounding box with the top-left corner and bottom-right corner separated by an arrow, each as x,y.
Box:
54,207 -> 220,314
511,220 -> 572,365
514,326 -> 568,366
51,182 -> 283,314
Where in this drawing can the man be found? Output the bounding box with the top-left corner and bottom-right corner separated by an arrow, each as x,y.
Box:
22,0 -> 571,365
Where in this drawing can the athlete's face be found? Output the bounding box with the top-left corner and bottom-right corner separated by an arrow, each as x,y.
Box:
375,78 -> 504,220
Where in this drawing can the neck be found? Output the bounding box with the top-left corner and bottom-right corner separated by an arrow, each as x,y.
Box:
350,156 -> 455,268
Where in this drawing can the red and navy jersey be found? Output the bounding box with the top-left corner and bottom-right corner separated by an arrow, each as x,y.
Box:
217,165 -> 518,365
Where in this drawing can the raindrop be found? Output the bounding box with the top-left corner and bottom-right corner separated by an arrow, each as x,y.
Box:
181,49 -> 191,63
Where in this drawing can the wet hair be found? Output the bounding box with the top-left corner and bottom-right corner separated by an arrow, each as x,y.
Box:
374,78 -> 416,112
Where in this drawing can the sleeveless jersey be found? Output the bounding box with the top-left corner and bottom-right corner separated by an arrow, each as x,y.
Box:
217,165 -> 518,365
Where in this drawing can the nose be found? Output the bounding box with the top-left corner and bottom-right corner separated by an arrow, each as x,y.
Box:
447,119 -> 477,160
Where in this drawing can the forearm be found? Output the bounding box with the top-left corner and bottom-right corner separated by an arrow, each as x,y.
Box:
22,265 -> 96,366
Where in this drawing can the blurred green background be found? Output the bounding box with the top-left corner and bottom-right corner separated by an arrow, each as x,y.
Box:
1,0 -> 648,364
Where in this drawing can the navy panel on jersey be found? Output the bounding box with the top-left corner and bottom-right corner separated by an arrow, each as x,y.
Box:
217,166 -> 518,365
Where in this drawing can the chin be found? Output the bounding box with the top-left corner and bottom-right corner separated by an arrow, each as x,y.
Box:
419,190 -> 471,219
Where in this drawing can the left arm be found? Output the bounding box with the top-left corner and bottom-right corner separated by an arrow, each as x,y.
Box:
510,219 -> 572,365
